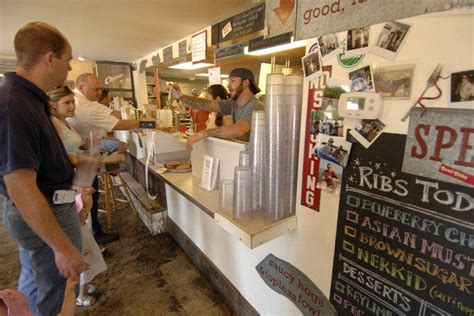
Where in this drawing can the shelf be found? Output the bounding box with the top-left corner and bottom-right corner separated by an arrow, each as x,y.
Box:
145,159 -> 296,249
125,145 -> 297,249
214,212 -> 297,249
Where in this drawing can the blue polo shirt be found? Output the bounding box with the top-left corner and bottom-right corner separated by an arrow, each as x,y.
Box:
0,72 -> 74,200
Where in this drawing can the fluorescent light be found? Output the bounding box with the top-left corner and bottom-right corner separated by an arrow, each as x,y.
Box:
245,37 -> 306,56
196,73 -> 229,78
78,57 -> 86,61
169,62 -> 214,70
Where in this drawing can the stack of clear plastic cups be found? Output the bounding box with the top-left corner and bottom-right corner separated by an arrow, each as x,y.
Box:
285,75 -> 303,215
249,111 -> 265,212
233,166 -> 252,221
219,179 -> 234,213
239,150 -> 250,167
263,73 -> 287,222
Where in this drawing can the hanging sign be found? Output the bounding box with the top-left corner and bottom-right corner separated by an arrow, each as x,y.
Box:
257,254 -> 337,316
215,43 -> 244,61
192,31 -> 207,64
212,3 -> 265,44
330,132 -> 473,315
300,66 -> 333,212
163,46 -> 173,65
96,62 -> 133,89
208,67 -> 222,85
191,31 -> 207,64
178,40 -> 187,63
151,53 -> 161,66
295,0 -> 473,41
248,32 -> 292,53
403,108 -> 474,186
300,39 -> 333,212
265,0 -> 297,38
0,59 -> 17,73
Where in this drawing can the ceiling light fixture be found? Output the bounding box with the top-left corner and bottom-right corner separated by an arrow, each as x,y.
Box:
168,62 -> 214,70
245,37 -> 306,56
196,73 -> 229,78
78,57 -> 86,61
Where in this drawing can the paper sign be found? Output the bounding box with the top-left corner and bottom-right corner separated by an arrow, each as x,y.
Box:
222,22 -> 233,39
402,108 -> 474,187
192,31 -> 207,64
208,67 -> 221,85
256,254 -> 337,316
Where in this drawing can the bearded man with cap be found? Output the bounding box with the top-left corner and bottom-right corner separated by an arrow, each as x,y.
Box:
173,68 -> 264,149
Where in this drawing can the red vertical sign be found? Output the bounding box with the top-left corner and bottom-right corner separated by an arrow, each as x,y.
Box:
300,65 -> 332,211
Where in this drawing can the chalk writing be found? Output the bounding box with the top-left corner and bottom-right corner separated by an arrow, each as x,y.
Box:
330,133 -> 473,315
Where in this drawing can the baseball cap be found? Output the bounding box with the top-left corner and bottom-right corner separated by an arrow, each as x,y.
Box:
228,68 -> 261,94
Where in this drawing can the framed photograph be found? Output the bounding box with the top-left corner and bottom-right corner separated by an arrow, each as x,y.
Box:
349,65 -> 375,92
309,107 -> 344,138
317,33 -> 341,61
302,51 -> 323,82
345,26 -> 370,57
374,64 -> 415,99
349,119 -> 386,148
372,21 -> 411,60
317,159 -> 343,196
449,69 -> 474,107
315,134 -> 353,168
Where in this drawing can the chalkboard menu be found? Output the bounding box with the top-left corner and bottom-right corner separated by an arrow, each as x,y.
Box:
211,3 -> 265,44
330,133 -> 473,315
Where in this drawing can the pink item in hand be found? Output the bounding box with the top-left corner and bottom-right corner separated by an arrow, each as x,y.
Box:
0,289 -> 33,316
75,193 -> 84,213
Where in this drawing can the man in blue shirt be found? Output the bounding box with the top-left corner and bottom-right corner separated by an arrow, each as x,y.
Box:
0,22 -> 88,315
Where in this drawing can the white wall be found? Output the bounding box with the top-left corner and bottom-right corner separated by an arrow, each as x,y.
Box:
166,10 -> 473,315
67,59 -> 96,82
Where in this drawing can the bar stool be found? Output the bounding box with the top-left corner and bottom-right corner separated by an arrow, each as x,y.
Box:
98,157 -> 137,229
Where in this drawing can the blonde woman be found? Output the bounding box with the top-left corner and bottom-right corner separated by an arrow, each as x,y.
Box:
48,86 -> 109,307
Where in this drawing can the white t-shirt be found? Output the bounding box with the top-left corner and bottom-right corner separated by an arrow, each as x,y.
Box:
66,89 -> 119,138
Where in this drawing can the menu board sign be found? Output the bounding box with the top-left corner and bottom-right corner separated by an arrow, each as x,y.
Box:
248,32 -> 292,53
96,62 -> 133,89
212,3 -> 265,44
330,133 -> 473,315
215,43 -> 244,61
163,46 -> 173,65
178,40 -> 187,63
0,58 -> 17,73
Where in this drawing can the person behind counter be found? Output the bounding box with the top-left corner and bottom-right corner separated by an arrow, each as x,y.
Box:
170,68 -> 264,149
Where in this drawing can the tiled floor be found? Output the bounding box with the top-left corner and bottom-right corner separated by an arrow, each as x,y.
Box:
0,195 -> 233,315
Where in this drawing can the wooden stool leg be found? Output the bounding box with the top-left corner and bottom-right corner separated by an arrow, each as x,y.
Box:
109,174 -> 118,211
104,174 -> 113,230
118,174 -> 138,216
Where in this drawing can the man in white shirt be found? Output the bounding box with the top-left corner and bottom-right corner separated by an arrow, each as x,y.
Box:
68,73 -> 137,154
67,72 -> 155,244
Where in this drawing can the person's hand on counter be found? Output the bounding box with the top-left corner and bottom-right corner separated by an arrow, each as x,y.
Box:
186,129 -> 206,150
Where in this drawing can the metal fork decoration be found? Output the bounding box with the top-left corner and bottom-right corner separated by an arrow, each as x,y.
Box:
401,64 -> 444,121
